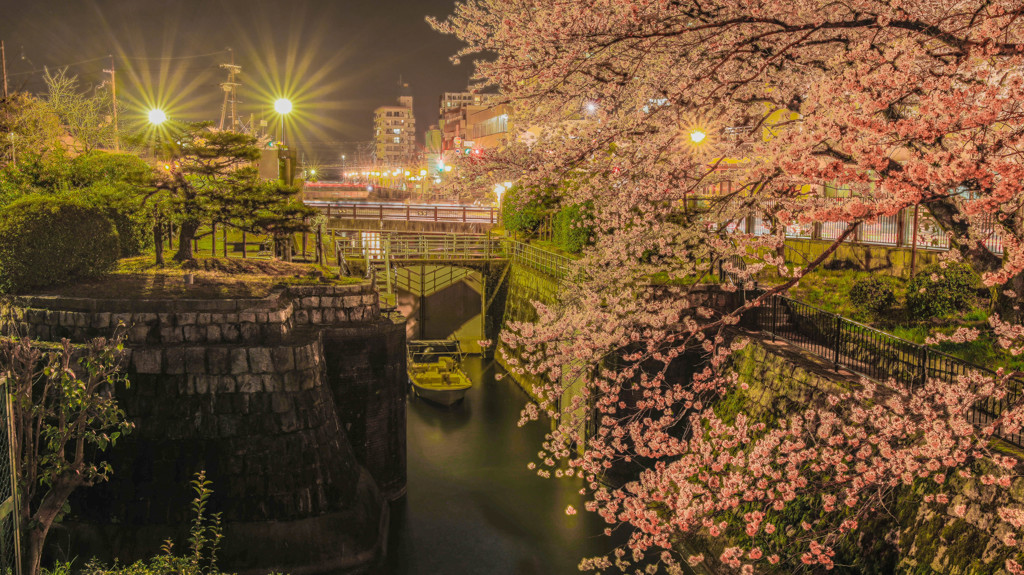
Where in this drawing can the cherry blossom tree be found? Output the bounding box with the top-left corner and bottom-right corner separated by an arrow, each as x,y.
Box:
434,0 -> 1024,572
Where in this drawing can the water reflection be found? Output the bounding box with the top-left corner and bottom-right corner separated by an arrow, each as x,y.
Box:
375,356 -> 623,575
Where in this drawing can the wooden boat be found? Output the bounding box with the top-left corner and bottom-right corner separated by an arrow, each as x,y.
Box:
407,340 -> 472,406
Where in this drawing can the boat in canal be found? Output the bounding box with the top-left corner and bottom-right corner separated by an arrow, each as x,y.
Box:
407,340 -> 473,406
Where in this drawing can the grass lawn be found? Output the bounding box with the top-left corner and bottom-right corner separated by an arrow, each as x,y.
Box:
761,267 -> 1024,372
36,255 -> 363,300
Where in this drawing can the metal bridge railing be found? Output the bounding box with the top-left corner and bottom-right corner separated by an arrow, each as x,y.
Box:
334,231 -> 502,264
503,241 -> 572,280
309,201 -> 497,225
751,291 -> 1024,447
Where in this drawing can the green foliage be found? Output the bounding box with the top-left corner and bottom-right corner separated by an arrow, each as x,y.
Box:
501,186 -> 547,236
151,125 -> 313,261
0,151 -> 155,257
3,335 -> 134,574
0,93 -> 64,167
849,275 -> 901,317
0,196 -> 119,292
906,262 -> 979,320
552,203 -> 592,254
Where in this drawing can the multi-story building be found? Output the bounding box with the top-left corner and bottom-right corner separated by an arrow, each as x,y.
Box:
467,103 -> 510,149
373,90 -> 416,167
438,91 -> 492,126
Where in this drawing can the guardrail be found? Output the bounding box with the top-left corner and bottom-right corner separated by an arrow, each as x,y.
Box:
308,201 -> 497,225
334,231 -> 502,264
751,292 -> 1023,446
504,241 -> 572,279
695,196 -> 1004,255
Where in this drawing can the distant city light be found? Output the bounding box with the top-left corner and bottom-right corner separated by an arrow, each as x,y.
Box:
148,109 -> 167,125
274,98 -> 293,115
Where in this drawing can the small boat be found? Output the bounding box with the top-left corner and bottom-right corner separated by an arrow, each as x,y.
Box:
407,340 -> 473,406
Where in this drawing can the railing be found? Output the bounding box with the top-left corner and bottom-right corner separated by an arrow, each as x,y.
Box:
307,200 -> 497,225
504,241 -> 572,279
708,197 -> 1005,255
751,292 -> 1023,447
334,230 -> 503,264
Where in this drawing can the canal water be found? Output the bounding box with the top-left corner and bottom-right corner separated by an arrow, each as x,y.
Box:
375,356 -> 626,575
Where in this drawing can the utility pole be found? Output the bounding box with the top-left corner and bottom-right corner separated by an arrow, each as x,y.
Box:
102,56 -> 119,152
219,49 -> 241,132
1,41 -> 8,99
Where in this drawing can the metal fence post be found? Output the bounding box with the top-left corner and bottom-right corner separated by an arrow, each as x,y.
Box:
833,315 -> 842,370
918,346 -> 929,392
770,296 -> 776,340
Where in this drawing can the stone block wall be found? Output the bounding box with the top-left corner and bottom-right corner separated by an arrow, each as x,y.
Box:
0,283 -> 379,346
785,237 -> 942,276
11,282 -> 407,575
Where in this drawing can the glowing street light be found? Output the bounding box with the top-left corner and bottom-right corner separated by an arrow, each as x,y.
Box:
148,109 -> 167,125
274,98 -> 293,115
689,129 -> 707,144
274,98 -> 292,144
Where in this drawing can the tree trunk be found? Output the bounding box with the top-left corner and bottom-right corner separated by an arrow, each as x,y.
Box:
316,226 -> 325,265
173,220 -> 201,261
153,221 -> 164,266
25,477 -> 81,575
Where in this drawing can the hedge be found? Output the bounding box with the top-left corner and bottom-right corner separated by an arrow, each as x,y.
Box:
0,196 -> 119,292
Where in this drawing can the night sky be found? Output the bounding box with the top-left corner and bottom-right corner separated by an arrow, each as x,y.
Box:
0,0 -> 474,165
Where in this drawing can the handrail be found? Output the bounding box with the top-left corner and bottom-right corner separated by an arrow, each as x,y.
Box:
750,290 -> 1023,447
503,240 -> 572,279
306,200 -> 498,225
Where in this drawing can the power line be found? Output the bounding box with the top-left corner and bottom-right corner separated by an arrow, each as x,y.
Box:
6,49 -> 230,78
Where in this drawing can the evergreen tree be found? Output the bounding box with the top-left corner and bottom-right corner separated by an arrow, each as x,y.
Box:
150,124 -> 313,263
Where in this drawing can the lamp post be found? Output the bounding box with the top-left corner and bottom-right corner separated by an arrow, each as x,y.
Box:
148,108 -> 170,265
274,98 -> 292,144
494,182 -> 508,228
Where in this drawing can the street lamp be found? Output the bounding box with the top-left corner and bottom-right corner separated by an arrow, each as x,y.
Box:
148,108 -> 167,125
494,183 -> 508,227
689,129 -> 707,144
274,98 -> 292,143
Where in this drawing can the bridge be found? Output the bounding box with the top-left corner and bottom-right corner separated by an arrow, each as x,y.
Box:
309,200 -> 498,226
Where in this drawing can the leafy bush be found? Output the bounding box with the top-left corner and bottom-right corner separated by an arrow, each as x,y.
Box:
501,186 -> 546,236
905,262 -> 979,320
69,471 -> 227,575
849,275 -> 901,316
552,203 -> 592,254
0,196 -> 119,292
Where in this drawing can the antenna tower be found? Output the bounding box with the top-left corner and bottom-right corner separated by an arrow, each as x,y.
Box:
219,49 -> 242,132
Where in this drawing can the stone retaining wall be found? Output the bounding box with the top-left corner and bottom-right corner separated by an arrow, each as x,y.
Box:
13,282 -> 407,575
0,284 -> 378,346
729,337 -> 1024,574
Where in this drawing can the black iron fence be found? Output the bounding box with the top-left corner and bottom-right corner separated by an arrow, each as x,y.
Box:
750,292 -> 1024,447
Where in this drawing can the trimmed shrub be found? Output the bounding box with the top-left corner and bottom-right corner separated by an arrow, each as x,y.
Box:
906,262 -> 979,320
850,275 -> 901,316
552,203 -> 592,254
0,196 -> 119,292
501,186 -> 546,236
